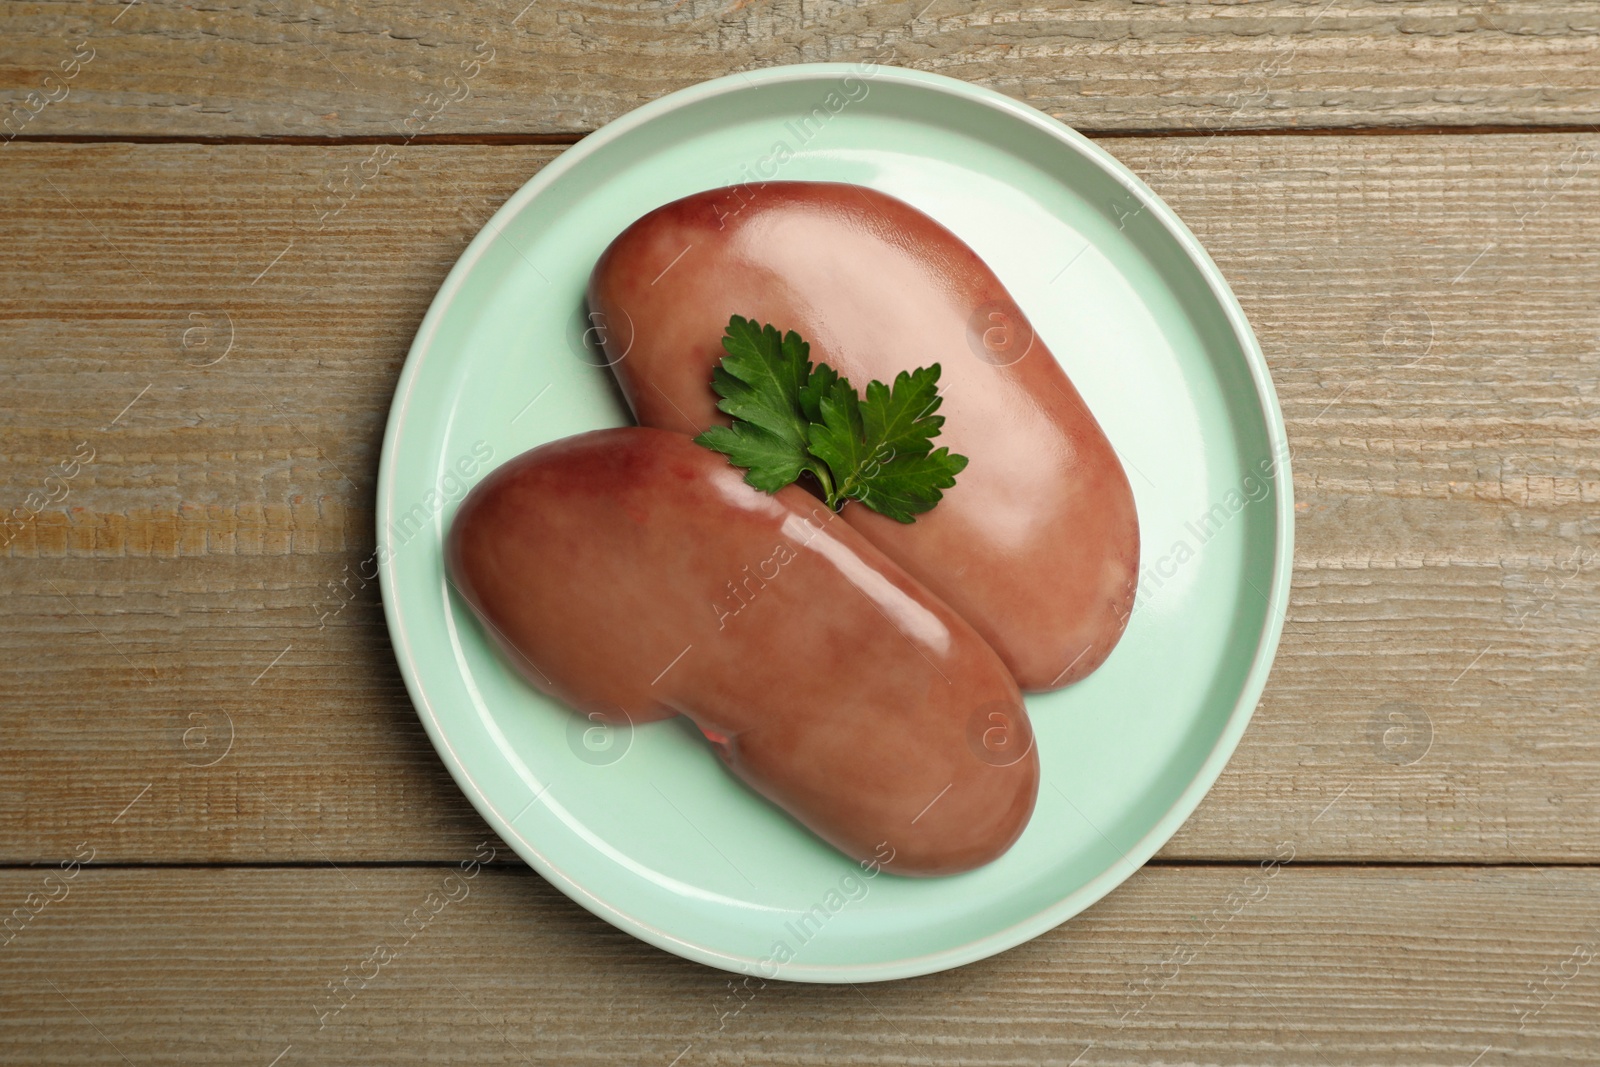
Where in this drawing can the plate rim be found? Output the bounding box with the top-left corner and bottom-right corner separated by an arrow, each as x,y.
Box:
376,61 -> 1295,983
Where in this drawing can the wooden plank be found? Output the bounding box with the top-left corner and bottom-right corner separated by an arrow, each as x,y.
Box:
0,133 -> 1596,863
1,1 -> 1599,138
2,865 -> 1598,1063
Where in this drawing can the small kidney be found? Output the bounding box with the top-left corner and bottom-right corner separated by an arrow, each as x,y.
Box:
447,427 -> 1037,875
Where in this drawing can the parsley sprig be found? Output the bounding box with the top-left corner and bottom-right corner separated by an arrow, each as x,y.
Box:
693,316 -> 968,523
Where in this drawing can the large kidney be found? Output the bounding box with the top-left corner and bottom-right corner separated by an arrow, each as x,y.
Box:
587,182 -> 1139,690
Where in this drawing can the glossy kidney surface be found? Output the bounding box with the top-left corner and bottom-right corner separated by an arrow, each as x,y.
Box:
588,181 -> 1140,691
446,426 -> 1039,875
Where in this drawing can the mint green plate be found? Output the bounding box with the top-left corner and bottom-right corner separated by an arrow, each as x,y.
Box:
377,64 -> 1292,983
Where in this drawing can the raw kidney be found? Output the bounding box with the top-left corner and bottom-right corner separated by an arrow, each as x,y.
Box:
587,182 -> 1139,690
447,427 -> 1038,875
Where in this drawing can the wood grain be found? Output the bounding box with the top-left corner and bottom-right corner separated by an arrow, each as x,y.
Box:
3,865 -> 1599,1063
1,1 -> 1598,138
1,133 -> 1597,864
3,0 -> 1596,1057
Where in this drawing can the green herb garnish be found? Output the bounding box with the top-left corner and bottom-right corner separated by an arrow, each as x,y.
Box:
694,316 -> 968,523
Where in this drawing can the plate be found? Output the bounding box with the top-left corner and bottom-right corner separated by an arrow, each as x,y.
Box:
377,63 -> 1292,983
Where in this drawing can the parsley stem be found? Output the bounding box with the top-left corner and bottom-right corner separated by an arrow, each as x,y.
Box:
811,463 -> 839,509
832,473 -> 858,510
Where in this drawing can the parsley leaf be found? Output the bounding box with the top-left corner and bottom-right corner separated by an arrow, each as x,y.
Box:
796,360 -> 839,425
808,366 -> 968,523
694,316 -> 968,523
692,316 -> 818,493
860,366 -> 947,457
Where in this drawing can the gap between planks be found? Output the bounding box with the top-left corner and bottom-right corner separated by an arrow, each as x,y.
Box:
3,123 -> 1598,148
2,859 -> 1598,871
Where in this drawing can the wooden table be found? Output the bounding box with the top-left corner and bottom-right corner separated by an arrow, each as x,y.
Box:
2,3 -> 1597,1063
